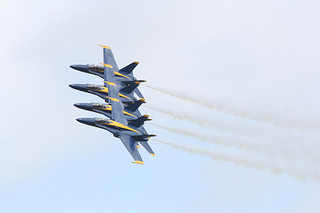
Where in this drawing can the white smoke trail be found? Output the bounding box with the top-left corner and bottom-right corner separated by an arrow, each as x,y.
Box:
143,84 -> 261,119
151,123 -> 261,151
150,123 -> 320,164
145,104 -> 259,136
143,85 -> 320,132
145,105 -> 320,148
153,139 -> 320,181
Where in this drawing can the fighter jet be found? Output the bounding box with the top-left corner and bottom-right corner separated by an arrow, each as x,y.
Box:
76,64 -> 155,164
73,98 -> 146,120
69,82 -> 140,103
70,62 -> 139,83
70,45 -> 144,99
73,100 -> 152,151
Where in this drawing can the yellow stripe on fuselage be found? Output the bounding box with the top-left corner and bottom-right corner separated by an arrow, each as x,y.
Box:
100,63 -> 113,68
104,81 -> 116,86
96,106 -> 136,118
107,97 -> 120,102
114,71 -> 131,79
118,93 -> 131,100
89,68 -> 104,73
123,110 -> 137,118
89,87 -> 131,100
87,68 -> 132,80
106,121 -> 140,134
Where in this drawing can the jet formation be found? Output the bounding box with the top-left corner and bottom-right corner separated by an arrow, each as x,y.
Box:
69,45 -> 156,164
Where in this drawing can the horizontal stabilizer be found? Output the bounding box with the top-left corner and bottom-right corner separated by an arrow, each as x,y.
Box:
124,98 -> 146,112
128,115 -> 150,128
132,134 -> 157,140
122,79 -> 146,84
139,141 -> 155,156
119,61 -> 139,74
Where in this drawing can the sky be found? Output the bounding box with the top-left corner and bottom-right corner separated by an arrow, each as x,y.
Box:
1,0 -> 320,212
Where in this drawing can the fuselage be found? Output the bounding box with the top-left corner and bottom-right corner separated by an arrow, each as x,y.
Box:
74,103 -> 140,119
70,64 -> 137,82
76,117 -> 147,137
69,84 -> 136,102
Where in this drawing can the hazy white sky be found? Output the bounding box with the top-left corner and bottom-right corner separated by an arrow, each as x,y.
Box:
1,0 -> 320,212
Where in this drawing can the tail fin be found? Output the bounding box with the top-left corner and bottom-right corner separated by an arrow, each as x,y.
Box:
128,115 -> 151,128
120,82 -> 140,94
124,98 -> 146,112
120,80 -> 145,99
119,61 -> 139,74
139,141 -> 155,156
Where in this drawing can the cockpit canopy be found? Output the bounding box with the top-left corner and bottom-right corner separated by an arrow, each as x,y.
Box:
88,64 -> 104,71
92,103 -> 107,108
94,118 -> 111,123
87,84 -> 103,90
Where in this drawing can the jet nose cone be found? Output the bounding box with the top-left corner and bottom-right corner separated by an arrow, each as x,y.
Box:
70,64 -> 89,72
76,118 -> 86,124
70,65 -> 76,69
69,84 -> 86,91
74,103 -> 92,110
76,118 -> 83,123
69,84 -> 78,89
76,118 -> 92,125
74,103 -> 81,108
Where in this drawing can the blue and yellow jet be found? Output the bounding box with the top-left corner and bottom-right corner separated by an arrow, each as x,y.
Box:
69,82 -> 139,103
76,64 -> 155,164
73,99 -> 145,120
70,45 -> 144,99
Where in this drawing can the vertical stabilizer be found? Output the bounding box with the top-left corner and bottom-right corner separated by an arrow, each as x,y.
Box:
119,61 -> 139,74
124,98 -> 145,112
128,115 -> 151,128
120,82 -> 140,94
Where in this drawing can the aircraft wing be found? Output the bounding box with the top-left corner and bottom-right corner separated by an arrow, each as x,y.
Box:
99,45 -> 119,71
119,135 -> 143,164
99,45 -> 144,99
108,85 -> 128,125
103,64 -> 127,125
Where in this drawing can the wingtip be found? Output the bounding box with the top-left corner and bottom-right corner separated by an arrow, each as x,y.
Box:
150,153 -> 155,156
98,44 -> 111,49
132,161 -> 144,165
134,61 -> 139,64
139,98 -> 146,102
143,114 -> 149,118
